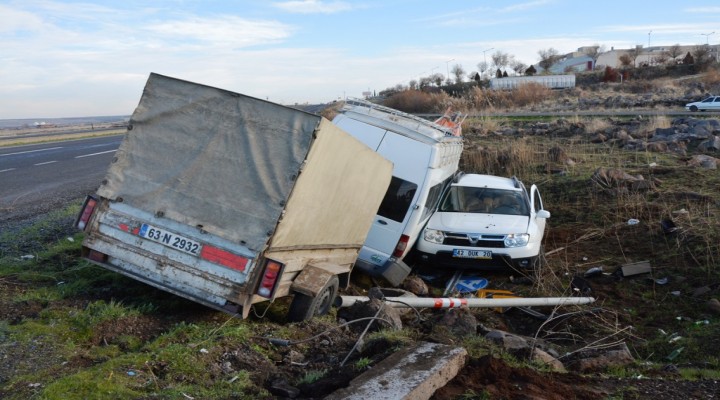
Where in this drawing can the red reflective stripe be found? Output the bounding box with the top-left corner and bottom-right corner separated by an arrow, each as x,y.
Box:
118,224 -> 129,232
201,245 -> 248,272
434,299 -> 443,308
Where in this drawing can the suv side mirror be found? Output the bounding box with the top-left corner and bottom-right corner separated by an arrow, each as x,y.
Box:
536,210 -> 551,219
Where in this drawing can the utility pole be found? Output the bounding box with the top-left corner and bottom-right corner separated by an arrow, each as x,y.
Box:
482,47 -> 494,76
445,58 -> 455,82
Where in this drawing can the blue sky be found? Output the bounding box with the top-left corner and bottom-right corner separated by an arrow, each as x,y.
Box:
1,0 -> 719,118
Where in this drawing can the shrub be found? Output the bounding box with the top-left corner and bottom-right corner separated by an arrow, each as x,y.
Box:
383,90 -> 440,113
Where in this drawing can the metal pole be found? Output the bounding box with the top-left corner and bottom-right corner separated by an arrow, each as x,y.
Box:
482,47 -> 494,76
336,295 -> 595,309
446,58 -> 455,82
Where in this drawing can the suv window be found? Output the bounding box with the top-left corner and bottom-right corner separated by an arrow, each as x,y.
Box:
377,176 -> 418,223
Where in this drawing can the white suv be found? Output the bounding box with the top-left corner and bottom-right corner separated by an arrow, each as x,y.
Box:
415,174 -> 550,270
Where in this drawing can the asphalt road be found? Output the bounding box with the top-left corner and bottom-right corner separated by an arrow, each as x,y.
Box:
0,134 -> 124,223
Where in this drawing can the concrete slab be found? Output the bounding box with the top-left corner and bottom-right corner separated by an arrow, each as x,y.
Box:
325,342 -> 467,400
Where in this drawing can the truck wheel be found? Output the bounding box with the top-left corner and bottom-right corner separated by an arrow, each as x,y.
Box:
287,275 -> 339,322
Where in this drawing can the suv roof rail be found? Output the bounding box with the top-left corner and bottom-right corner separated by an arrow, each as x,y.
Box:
511,176 -> 523,189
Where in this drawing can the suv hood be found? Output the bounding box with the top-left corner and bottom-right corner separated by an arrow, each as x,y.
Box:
429,212 -> 529,234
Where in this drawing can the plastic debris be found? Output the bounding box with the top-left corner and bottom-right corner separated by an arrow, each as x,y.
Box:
668,336 -> 682,344
199,348 -> 209,354
670,291 -> 681,296
658,329 -> 667,335
694,320 -> 710,326
127,371 -> 136,376
655,277 -> 669,285
627,218 -> 640,225
67,237 -> 75,242
660,219 -> 677,234
583,266 -> 604,278
20,255 -> 35,260
666,347 -> 684,361
619,261 -> 651,277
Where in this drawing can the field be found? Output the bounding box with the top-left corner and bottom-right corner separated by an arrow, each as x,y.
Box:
2,76 -> 720,399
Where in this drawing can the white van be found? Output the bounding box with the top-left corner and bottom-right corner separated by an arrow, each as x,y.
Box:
332,99 -> 463,285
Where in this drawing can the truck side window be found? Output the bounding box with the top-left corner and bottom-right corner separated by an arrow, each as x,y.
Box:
420,180 -> 447,221
377,176 -> 418,223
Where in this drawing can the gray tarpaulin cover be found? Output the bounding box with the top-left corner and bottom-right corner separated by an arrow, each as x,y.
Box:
98,73 -> 319,253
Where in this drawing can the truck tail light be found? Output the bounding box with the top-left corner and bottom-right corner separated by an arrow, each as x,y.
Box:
392,234 -> 410,258
76,196 -> 98,230
256,259 -> 284,299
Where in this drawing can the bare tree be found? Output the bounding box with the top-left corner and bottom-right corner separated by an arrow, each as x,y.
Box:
538,48 -> 560,71
477,61 -> 489,77
451,64 -> 466,84
626,46 -> 642,67
583,44 -> 605,69
431,73 -> 444,87
408,79 -> 418,90
652,53 -> 669,65
510,60 -> 527,76
665,44 -> 683,62
618,54 -> 633,67
491,51 -> 513,74
692,45 -> 711,67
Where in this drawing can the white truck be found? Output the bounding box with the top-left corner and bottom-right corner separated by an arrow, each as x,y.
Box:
331,99 -> 464,285
76,73 -> 392,321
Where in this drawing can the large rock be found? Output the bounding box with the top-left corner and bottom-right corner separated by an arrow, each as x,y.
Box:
707,298 -> 720,315
434,308 -> 477,337
698,136 -> 720,152
566,343 -> 635,373
531,348 -> 566,372
688,155 -> 719,169
337,298 -> 403,332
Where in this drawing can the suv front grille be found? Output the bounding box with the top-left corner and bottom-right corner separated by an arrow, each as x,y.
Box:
443,233 -> 506,248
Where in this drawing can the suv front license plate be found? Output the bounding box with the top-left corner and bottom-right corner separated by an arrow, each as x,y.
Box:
453,249 -> 492,259
139,223 -> 202,256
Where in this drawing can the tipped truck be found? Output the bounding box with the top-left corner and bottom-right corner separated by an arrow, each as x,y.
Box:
76,73 -> 392,321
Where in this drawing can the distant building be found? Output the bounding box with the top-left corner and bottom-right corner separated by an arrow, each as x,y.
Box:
596,44 -> 720,68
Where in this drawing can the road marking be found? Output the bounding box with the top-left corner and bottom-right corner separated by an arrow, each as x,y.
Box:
34,161 -> 58,166
75,149 -> 117,158
0,146 -> 63,157
0,168 -> 16,173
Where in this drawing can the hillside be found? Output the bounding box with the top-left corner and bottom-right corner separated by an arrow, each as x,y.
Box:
1,72 -> 720,399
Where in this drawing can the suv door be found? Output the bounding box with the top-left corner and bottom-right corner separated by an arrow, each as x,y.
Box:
530,184 -> 547,233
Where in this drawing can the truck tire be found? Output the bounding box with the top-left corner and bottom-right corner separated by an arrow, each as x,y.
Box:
287,275 -> 339,322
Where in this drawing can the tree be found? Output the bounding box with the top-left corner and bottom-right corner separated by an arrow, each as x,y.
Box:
431,73 -> 444,87
583,44 -> 605,69
626,46 -> 642,67
525,65 -> 537,76
491,51 -> 513,74
495,68 -> 502,78
692,46 -> 711,67
682,52 -> 694,65
618,54 -> 633,67
502,71 -> 508,78
451,64 -> 466,84
511,60 -> 527,76
665,44 -> 683,62
477,61 -> 489,77
537,48 -> 560,71
652,53 -> 669,65
408,79 -> 418,90
470,72 -> 481,85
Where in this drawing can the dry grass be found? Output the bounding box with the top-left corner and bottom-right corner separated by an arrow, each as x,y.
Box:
0,129 -> 126,147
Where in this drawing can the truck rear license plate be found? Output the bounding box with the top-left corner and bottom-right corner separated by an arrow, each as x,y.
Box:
453,249 -> 492,259
139,224 -> 202,256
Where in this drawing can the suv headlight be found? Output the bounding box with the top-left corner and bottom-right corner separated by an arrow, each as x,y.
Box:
505,233 -> 529,247
423,229 -> 445,244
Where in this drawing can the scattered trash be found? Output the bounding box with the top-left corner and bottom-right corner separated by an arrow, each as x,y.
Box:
67,237 -> 75,242
627,218 -> 640,225
658,329 -> 667,335
127,371 -> 136,376
649,162 -> 658,167
199,348 -> 209,354
20,255 -> 35,260
660,219 -> 677,234
694,320 -> 710,326
672,208 -> 689,215
571,276 -> 592,295
57,281 -> 66,286
28,383 -> 41,388
455,277 -> 488,293
618,261 -> 651,277
670,291 -> 681,296
655,277 -> 669,285
668,336 -> 682,344
583,266 -> 604,278
582,256 -> 588,261
666,347 -> 684,361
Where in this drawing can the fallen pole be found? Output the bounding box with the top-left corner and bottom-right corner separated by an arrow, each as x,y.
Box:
335,296 -> 595,309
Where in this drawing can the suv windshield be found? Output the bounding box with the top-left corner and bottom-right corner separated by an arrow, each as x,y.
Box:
439,186 -> 529,216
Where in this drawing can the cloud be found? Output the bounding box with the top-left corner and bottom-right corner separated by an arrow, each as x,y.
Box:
145,16 -> 294,48
499,0 -> 553,13
272,0 -> 355,14
684,7 -> 720,13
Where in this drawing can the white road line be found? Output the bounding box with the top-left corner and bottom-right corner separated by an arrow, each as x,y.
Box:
75,149 -> 117,158
34,161 -> 58,166
0,168 -> 16,173
0,146 -> 63,157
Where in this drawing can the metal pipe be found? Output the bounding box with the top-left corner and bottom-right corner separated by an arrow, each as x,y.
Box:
335,296 -> 595,309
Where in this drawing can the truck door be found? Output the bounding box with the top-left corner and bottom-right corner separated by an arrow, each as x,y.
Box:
362,133 -> 431,260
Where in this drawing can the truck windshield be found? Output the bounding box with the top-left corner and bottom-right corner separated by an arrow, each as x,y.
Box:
439,186 -> 529,216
